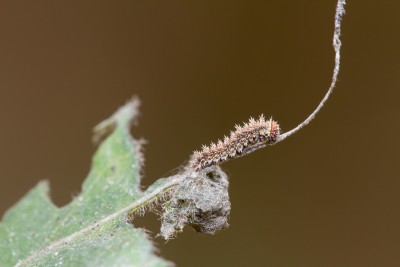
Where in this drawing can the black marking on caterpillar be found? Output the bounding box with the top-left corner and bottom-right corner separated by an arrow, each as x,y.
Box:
190,115 -> 280,171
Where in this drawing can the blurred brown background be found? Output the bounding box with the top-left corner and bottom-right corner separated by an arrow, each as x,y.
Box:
0,0 -> 399,266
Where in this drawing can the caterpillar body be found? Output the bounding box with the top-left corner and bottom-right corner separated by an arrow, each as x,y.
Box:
190,115 -> 280,171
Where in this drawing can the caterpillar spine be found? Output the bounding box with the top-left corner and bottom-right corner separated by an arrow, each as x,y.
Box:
190,115 -> 280,171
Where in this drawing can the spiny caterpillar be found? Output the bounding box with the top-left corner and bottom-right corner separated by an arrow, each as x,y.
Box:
190,115 -> 280,171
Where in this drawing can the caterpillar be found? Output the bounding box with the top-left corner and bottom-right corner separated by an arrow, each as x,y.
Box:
190,115 -> 280,171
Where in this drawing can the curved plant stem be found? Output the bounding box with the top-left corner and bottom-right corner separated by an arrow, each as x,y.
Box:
277,0 -> 346,143
219,0 -> 346,163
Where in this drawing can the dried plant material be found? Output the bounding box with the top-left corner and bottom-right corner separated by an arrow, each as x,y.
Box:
278,0 -> 346,141
126,166 -> 231,240
190,115 -> 280,171
159,166 -> 230,240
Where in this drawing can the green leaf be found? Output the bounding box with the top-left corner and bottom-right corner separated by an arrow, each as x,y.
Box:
0,98 -> 172,267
